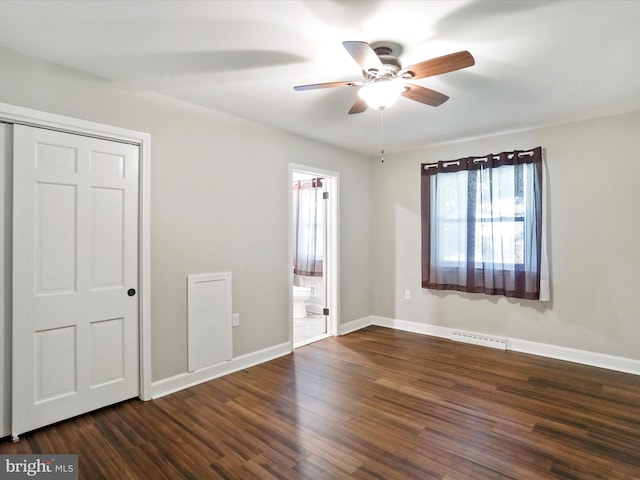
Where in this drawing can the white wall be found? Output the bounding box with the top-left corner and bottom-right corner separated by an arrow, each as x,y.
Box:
0,47 -> 372,384
370,111 -> 640,360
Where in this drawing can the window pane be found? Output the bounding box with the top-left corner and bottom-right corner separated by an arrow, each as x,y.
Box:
432,171 -> 467,266
473,165 -> 525,267
438,220 -> 466,264
475,219 -> 524,266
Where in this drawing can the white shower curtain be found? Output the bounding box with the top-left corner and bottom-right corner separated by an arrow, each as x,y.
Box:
293,178 -> 324,277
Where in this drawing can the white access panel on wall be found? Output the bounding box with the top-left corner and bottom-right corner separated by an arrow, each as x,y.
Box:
187,272 -> 232,372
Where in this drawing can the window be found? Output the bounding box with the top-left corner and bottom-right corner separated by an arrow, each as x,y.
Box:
421,147 -> 548,300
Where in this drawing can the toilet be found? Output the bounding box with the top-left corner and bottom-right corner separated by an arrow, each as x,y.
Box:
293,285 -> 311,318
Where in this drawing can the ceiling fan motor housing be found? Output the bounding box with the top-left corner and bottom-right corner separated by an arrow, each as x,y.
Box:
366,41 -> 403,79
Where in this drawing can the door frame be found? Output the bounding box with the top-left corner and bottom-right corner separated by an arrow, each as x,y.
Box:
0,102 -> 152,407
289,163 -> 339,347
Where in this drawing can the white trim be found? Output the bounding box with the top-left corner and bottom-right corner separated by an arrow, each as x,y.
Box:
507,338 -> 640,376
150,342 -> 292,399
138,133 -> 152,401
0,103 -> 145,145
0,102 -> 153,401
372,316 -> 451,339
288,163 -> 340,347
340,316 -> 373,335
343,316 -> 640,376
0,123 -> 11,438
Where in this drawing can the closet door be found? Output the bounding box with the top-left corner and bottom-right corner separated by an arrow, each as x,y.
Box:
12,125 -> 139,439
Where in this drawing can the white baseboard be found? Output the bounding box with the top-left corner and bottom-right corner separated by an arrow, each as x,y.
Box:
150,342 -> 292,399
342,315 -> 640,376
340,316 -> 374,335
507,337 -> 640,376
372,316 -> 452,339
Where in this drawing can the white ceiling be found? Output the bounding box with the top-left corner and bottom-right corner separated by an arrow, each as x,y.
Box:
0,0 -> 639,156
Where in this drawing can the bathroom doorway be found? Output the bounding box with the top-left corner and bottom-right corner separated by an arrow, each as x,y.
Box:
289,164 -> 338,348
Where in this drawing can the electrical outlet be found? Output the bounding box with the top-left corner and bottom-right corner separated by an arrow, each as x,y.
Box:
232,313 -> 240,327
404,290 -> 411,300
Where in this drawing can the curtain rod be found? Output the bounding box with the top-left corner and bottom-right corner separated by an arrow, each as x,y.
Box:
423,149 -> 536,170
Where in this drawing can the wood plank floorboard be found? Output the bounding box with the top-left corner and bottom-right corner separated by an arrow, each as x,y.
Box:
2,326 -> 640,479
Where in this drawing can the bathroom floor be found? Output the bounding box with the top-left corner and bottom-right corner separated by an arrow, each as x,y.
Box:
293,313 -> 327,347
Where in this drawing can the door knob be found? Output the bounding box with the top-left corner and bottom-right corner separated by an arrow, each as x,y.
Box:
127,288 -> 136,297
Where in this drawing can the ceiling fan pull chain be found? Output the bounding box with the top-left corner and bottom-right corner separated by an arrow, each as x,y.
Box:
380,107 -> 385,163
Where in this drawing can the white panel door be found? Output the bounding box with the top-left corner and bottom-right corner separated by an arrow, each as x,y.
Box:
12,125 -> 139,438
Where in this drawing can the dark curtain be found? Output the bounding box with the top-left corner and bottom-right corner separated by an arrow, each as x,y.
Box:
421,147 -> 546,300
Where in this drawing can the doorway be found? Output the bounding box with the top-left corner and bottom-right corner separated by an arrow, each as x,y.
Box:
289,164 -> 339,348
0,102 -> 151,440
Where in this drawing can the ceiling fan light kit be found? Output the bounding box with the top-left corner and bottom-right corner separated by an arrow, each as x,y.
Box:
357,79 -> 406,110
294,40 -> 475,114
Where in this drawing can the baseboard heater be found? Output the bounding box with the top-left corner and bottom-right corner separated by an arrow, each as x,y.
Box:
451,330 -> 507,350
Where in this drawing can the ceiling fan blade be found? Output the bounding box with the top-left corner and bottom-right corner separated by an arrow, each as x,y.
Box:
348,97 -> 368,115
399,51 -> 475,80
342,41 -> 383,73
294,80 -> 362,91
402,84 -> 449,107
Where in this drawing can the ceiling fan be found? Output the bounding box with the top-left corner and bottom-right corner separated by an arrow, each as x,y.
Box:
294,41 -> 475,114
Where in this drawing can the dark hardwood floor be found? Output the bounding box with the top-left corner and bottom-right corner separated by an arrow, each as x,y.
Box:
2,326 -> 640,479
